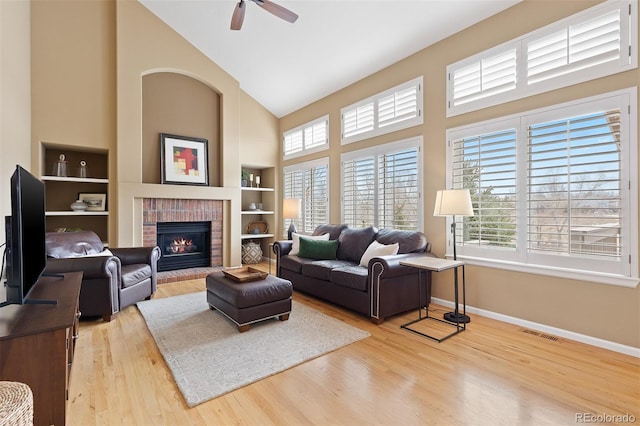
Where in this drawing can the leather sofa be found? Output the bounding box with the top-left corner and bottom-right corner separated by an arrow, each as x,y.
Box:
273,224 -> 435,323
44,230 -> 161,321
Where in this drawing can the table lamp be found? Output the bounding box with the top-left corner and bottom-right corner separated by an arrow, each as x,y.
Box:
433,188 -> 474,323
283,198 -> 301,240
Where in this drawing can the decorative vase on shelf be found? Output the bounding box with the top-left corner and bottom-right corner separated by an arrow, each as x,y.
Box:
70,200 -> 88,211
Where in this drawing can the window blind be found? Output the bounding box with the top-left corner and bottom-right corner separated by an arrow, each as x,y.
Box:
283,116 -> 329,158
527,109 -> 622,258
452,49 -> 517,107
452,129 -> 517,249
377,148 -> 419,230
283,161 -> 329,235
342,156 -> 376,228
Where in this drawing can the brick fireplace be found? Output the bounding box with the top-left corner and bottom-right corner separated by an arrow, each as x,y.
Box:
142,198 -> 223,281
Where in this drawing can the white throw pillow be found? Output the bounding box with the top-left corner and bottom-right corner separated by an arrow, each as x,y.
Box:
290,233 -> 329,256
359,240 -> 400,267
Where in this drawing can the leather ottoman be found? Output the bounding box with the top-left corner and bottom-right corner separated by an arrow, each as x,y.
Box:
206,272 -> 293,332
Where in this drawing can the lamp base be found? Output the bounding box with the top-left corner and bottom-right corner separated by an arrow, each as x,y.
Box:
444,312 -> 471,323
287,221 -> 296,240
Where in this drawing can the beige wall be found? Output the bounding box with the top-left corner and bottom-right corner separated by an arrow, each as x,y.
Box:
0,0 -> 31,228
142,72 -> 221,186
280,0 -> 640,348
25,0 -> 279,266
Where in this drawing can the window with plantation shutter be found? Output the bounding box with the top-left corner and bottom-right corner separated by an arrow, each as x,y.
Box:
447,0 -> 636,117
342,137 -> 422,230
446,89 -> 637,286
450,124 -> 518,254
283,115 -> 329,159
341,77 -> 423,144
283,158 -> 329,236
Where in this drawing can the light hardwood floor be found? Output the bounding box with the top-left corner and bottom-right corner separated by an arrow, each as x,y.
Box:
67,263 -> 639,425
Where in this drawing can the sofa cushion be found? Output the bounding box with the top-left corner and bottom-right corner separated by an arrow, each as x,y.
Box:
359,240 -> 400,267
279,254 -> 315,274
312,224 -> 349,241
301,260 -> 353,281
290,232 -> 329,256
121,264 -> 151,289
297,238 -> 339,260
336,226 -> 377,263
376,228 -> 427,254
330,265 -> 369,291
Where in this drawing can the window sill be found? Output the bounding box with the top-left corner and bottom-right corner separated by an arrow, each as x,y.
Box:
450,255 -> 639,288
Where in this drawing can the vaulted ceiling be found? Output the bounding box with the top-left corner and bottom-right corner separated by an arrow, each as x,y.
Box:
139,0 -> 522,118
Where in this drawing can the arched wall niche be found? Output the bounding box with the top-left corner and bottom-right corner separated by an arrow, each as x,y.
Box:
141,71 -> 221,186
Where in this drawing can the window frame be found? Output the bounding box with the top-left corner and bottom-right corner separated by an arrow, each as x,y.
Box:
341,77 -> 423,145
283,115 -> 329,160
445,88 -> 638,287
282,157 -> 330,236
446,0 -> 637,117
341,136 -> 423,231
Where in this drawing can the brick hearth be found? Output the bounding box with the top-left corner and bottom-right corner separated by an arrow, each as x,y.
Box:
142,198 -> 223,282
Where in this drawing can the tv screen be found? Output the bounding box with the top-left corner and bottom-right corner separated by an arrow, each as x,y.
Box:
2,165 -> 48,305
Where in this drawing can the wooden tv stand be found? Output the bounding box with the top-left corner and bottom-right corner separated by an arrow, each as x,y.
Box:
0,272 -> 82,426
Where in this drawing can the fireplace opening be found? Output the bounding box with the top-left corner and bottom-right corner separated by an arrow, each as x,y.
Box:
157,221 -> 211,272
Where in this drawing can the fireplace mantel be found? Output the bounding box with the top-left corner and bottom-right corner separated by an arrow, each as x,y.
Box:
117,182 -> 242,266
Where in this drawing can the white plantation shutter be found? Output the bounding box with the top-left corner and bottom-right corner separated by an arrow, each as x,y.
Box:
378,85 -> 419,128
342,138 -> 422,230
447,89 -> 636,283
527,109 -> 622,260
527,9 -> 622,84
452,49 -> 517,107
283,116 -> 328,159
447,0 -> 635,117
451,127 -> 518,251
342,77 -> 423,144
377,148 -> 420,230
342,103 -> 375,139
342,156 -> 376,228
283,159 -> 329,235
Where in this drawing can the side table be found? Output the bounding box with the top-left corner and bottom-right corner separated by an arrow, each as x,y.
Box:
400,257 -> 467,342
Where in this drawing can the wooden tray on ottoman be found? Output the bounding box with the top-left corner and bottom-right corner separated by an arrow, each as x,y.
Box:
222,266 -> 267,283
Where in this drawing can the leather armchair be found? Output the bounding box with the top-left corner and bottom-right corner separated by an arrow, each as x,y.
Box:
44,230 -> 161,322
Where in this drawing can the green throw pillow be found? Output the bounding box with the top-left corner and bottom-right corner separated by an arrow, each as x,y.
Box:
297,237 -> 339,260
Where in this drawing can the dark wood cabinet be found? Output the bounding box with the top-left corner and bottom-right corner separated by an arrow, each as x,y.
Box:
0,272 -> 82,426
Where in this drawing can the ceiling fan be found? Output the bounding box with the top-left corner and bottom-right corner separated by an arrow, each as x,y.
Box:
230,0 -> 298,30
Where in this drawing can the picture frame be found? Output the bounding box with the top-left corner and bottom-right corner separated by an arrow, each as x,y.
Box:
78,192 -> 107,212
160,133 -> 209,186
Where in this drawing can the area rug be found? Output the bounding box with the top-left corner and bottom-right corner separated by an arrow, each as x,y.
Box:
137,291 -> 370,407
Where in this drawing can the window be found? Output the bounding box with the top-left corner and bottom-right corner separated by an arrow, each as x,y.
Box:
447,89 -> 637,285
342,137 -> 422,230
282,158 -> 329,235
341,77 -> 423,144
283,115 -> 329,160
447,0 -> 636,116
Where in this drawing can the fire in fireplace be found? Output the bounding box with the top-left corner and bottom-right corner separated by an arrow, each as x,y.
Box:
157,221 -> 211,271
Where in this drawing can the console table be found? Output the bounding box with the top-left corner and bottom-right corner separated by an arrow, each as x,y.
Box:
400,257 -> 466,342
0,272 -> 82,426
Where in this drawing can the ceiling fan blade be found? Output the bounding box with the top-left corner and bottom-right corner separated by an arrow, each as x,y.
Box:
230,1 -> 246,30
253,0 -> 298,24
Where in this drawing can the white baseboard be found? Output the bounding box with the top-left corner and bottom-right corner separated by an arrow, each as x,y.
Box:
431,297 -> 640,358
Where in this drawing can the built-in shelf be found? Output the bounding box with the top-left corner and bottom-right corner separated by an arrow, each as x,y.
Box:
41,176 -> 109,184
241,187 -> 274,192
241,210 -> 275,215
46,211 -> 109,216
241,233 -> 274,239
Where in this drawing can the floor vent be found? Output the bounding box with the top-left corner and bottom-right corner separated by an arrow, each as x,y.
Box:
522,329 -> 560,342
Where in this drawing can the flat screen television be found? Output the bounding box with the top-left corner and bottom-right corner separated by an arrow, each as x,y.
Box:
1,165 -> 55,307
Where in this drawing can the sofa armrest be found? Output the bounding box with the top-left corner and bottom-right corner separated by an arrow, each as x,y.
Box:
45,256 -> 120,280
273,240 -> 292,256
111,246 -> 161,266
367,252 -> 436,279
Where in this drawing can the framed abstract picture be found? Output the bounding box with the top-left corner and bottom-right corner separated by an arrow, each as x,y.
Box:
160,133 -> 209,186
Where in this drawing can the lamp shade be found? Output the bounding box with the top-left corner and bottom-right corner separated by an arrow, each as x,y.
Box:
433,189 -> 474,217
283,198 -> 301,219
